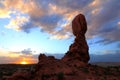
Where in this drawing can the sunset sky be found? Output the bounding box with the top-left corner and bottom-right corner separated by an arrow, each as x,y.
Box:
0,0 -> 120,64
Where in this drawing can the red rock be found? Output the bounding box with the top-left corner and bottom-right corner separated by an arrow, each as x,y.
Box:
62,14 -> 90,63
7,71 -> 31,80
34,54 -> 73,80
72,14 -> 87,36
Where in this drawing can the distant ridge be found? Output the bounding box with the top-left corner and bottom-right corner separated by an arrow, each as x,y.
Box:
91,62 -> 120,67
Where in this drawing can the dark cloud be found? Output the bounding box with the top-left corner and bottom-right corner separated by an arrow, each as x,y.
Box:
20,21 -> 36,33
31,14 -> 63,33
86,0 -> 120,44
21,48 -> 33,54
50,0 -> 92,10
94,23 -> 120,44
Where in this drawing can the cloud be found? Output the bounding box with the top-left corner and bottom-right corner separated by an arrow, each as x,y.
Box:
0,2 -> 11,18
5,15 -> 30,32
86,0 -> 120,44
21,48 -> 34,54
0,0 -> 92,39
0,0 -> 120,44
94,22 -> 120,44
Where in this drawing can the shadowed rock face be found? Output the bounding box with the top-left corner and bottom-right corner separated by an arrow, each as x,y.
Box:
72,14 -> 87,36
62,14 -> 90,63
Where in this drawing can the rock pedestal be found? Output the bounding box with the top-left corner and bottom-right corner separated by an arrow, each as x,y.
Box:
62,14 -> 90,63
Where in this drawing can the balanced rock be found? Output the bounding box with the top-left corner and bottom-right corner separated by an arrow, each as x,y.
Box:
62,14 -> 90,63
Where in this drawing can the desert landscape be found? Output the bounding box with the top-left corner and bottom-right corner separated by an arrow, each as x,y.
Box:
3,14 -> 119,80
0,59 -> 120,80
0,0 -> 120,80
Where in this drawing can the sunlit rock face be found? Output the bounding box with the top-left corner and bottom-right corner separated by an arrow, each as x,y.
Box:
62,14 -> 90,63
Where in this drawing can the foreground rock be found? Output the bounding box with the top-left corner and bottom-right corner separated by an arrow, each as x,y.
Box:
34,54 -> 73,80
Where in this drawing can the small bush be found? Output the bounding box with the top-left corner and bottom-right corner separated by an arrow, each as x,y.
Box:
82,68 -> 89,73
57,72 -> 64,80
103,68 -> 111,75
41,74 -> 50,80
100,77 -> 106,80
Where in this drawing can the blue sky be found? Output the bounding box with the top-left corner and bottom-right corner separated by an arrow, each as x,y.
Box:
0,0 -> 120,64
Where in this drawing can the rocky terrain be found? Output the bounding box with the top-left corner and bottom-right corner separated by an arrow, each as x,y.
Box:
7,14 -> 120,80
0,64 -> 35,80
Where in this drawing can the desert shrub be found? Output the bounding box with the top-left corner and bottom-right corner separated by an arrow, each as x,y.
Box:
41,74 -> 50,80
0,72 -> 2,78
95,70 -> 99,75
82,67 -> 89,73
100,77 -> 106,80
103,67 -> 111,75
57,72 -> 64,80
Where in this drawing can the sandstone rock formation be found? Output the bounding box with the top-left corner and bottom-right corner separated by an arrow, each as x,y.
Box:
62,14 -> 90,63
34,54 -> 73,80
32,14 -> 90,80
